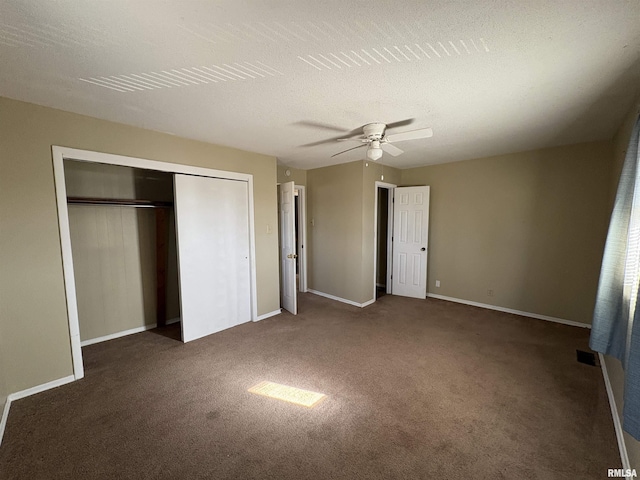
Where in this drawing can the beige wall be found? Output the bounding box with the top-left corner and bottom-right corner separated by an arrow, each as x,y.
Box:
611,100 -> 640,205
602,97 -> 640,471
277,165 -> 307,186
307,160 -> 400,304
0,258 -> 7,412
307,161 -> 365,303
400,141 -> 613,324
0,96 -> 279,395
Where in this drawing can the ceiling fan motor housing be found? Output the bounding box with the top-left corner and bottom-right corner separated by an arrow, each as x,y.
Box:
363,122 -> 386,140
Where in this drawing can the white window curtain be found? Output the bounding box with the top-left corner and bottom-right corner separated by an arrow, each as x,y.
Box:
591,114 -> 640,440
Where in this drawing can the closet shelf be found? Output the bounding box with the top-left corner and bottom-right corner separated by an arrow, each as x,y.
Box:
67,197 -> 173,208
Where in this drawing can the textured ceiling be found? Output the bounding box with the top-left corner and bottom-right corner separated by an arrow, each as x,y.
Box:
0,1 -> 639,169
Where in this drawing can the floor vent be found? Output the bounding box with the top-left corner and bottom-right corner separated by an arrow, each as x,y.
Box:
576,349 -> 598,366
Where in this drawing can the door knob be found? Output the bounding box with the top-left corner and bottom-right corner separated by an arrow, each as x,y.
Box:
421,247 -> 426,251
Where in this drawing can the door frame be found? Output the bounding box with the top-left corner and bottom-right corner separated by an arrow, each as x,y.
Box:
52,146 -> 258,381
373,181 -> 396,301
295,185 -> 308,293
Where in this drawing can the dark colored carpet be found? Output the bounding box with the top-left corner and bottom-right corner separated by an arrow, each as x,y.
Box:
0,294 -> 620,479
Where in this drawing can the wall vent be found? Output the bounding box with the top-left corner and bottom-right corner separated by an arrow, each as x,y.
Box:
576,349 -> 598,366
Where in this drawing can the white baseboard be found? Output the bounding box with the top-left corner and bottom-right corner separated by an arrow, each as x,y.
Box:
308,289 -> 374,308
0,374 -> 75,447
81,324 -> 157,347
599,353 -> 631,474
255,309 -> 281,321
426,293 -> 591,329
81,317 -> 181,347
0,397 -> 11,448
9,375 -> 76,402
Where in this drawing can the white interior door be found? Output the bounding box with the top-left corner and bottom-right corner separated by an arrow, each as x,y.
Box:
174,174 -> 251,342
392,186 -> 430,299
279,181 -> 297,314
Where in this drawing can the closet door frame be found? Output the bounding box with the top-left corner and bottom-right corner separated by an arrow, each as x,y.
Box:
52,146 -> 258,381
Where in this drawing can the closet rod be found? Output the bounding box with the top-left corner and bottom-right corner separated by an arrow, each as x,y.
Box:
67,197 -> 173,208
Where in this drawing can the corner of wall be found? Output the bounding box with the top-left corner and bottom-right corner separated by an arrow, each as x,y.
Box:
306,160 -> 367,304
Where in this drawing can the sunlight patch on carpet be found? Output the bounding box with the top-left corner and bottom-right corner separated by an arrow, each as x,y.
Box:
248,381 -> 327,408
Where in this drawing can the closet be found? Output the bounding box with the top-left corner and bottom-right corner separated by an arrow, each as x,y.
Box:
55,147 -> 256,380
64,160 -> 181,345
64,158 -> 254,353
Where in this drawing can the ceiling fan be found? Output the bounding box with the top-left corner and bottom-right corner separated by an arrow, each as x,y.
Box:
296,118 -> 433,161
330,122 -> 433,161
299,118 -> 433,161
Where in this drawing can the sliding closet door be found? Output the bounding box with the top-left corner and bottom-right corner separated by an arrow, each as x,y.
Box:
174,174 -> 251,342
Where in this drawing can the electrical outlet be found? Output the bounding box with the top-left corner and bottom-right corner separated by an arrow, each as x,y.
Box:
487,289 -> 494,297
435,280 -> 440,287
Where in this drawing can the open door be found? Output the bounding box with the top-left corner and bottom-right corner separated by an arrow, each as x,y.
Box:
279,181 -> 297,314
392,186 -> 430,299
174,174 -> 251,342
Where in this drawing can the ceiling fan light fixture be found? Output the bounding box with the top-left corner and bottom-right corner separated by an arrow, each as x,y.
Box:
366,144 -> 383,161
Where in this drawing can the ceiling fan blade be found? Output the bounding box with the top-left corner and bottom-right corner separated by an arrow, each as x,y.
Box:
337,137 -> 366,142
381,143 -> 404,156
293,120 -> 350,133
385,127 -> 433,143
384,118 -> 415,130
299,126 -> 366,147
331,144 -> 367,158
300,136 -> 349,147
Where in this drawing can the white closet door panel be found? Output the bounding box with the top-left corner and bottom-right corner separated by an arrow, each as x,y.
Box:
174,174 -> 251,343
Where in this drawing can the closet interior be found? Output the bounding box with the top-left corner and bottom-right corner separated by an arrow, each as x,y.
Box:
64,159 -> 182,347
